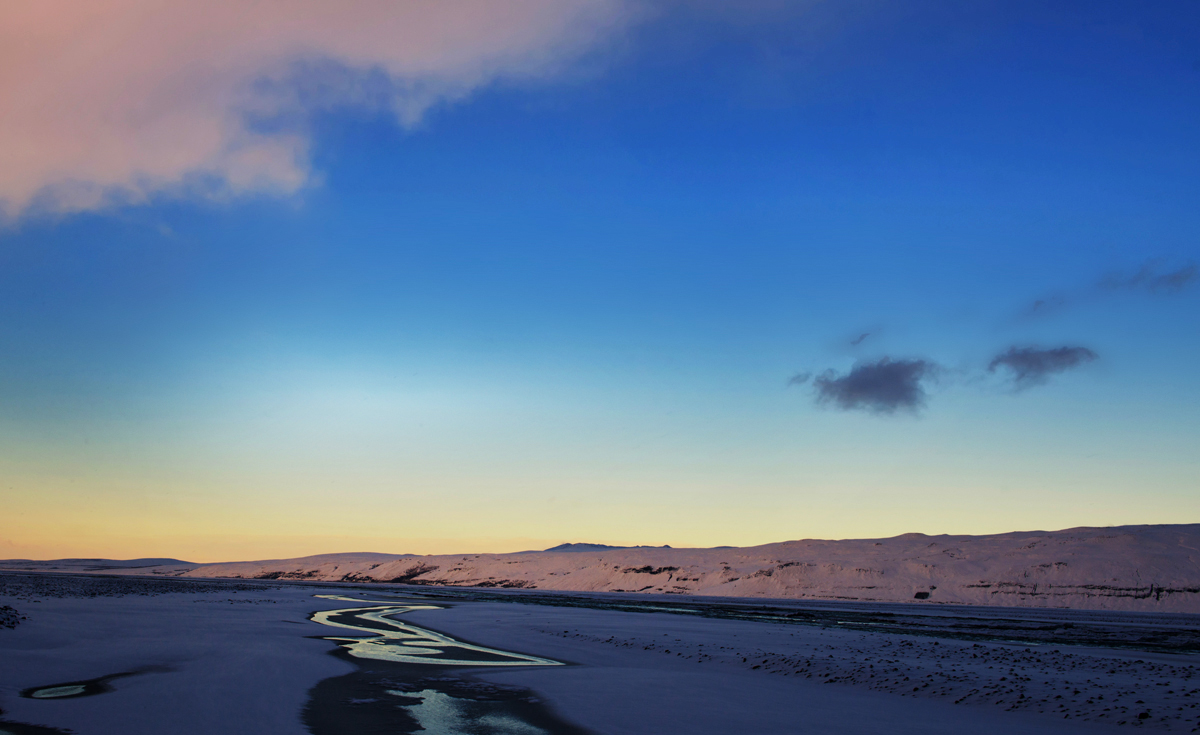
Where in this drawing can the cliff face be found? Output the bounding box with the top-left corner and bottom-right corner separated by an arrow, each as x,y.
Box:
178,524 -> 1200,612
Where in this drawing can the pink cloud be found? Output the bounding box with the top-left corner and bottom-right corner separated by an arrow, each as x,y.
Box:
0,0 -> 639,219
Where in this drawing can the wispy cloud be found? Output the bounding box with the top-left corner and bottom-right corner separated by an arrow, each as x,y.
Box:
987,345 -> 1098,390
1099,262 -> 1197,294
1024,260 -> 1197,317
0,1 -> 640,220
812,358 -> 937,414
786,371 -> 812,387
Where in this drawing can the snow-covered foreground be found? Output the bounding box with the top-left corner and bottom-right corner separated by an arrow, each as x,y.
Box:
399,597 -> 1200,734
97,524 -> 1199,613
0,574 -> 348,734
3,572 -> 1200,734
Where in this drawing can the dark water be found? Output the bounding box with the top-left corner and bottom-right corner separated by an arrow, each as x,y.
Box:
0,708 -> 70,735
19,671 -> 144,700
306,595 -> 590,734
305,655 -> 592,735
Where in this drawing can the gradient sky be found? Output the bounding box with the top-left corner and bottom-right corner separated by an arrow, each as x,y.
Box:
1,0 -> 1198,562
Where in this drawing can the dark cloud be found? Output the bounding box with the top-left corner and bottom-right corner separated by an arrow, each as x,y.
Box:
849,332 -> 871,346
988,345 -> 1098,389
813,358 -> 936,414
786,371 -> 812,387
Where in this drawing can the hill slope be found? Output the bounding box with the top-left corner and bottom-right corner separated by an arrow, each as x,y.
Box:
172,524 -> 1200,612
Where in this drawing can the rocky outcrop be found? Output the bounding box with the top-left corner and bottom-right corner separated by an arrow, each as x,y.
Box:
0,605 -> 24,629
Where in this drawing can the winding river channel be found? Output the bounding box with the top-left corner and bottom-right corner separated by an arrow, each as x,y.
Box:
311,595 -> 561,667
304,594 -> 588,735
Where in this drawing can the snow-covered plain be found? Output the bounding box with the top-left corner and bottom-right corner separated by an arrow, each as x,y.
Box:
397,595 -> 1200,734
0,574 -> 352,734
3,572 -> 1200,734
55,524 -> 1194,613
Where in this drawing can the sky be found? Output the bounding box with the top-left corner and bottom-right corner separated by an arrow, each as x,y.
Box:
1,0 -> 1198,562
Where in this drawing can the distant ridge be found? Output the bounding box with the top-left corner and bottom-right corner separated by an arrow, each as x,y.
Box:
0,558 -> 197,573
7,525 -> 1200,612
524,543 -> 674,554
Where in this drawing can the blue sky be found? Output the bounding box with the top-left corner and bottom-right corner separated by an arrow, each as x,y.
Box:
1,0 -> 1197,560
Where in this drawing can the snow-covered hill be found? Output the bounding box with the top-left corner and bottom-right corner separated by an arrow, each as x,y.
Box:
168,524 -> 1200,612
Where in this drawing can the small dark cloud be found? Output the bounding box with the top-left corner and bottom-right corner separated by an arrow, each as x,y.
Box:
849,332 -> 871,346
988,345 -> 1097,389
813,358 -> 937,414
1027,294 -> 1067,317
786,371 -> 812,387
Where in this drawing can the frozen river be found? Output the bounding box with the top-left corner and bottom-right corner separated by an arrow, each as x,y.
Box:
305,594 -> 586,734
